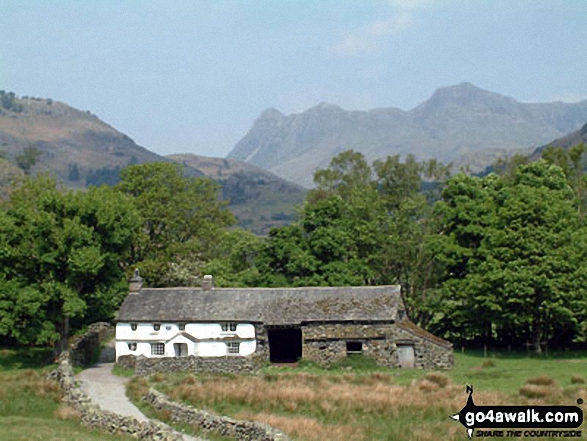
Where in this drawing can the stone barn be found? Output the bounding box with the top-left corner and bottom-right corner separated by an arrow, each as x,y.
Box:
115,274 -> 453,374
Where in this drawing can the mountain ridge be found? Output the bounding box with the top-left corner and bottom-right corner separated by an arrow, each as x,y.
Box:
228,83 -> 587,187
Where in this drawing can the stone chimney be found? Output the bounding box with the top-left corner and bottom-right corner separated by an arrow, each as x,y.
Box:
202,274 -> 214,291
129,268 -> 143,294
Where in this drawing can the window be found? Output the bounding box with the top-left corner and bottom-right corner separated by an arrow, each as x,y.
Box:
346,341 -> 363,355
151,343 -> 165,356
227,342 -> 240,354
178,323 -> 186,331
131,323 -> 137,331
221,323 -> 237,332
127,342 -> 137,351
153,323 -> 160,331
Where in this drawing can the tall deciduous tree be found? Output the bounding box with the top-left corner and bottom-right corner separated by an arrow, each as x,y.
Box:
433,161 -> 587,350
0,175 -> 140,350
116,162 -> 235,286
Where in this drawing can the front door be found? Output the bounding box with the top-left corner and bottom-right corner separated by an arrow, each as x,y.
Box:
397,345 -> 415,368
174,343 -> 188,357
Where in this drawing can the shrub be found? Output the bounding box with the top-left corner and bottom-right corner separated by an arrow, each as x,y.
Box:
526,376 -> 557,386
481,359 -> 496,368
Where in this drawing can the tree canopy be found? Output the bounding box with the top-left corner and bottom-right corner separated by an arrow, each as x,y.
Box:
116,162 -> 235,287
0,175 -> 140,349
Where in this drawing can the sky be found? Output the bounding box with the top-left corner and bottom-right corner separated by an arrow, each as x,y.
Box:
1,0 -> 586,158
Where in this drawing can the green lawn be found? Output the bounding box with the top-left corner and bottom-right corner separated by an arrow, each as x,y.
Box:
0,348 -> 133,441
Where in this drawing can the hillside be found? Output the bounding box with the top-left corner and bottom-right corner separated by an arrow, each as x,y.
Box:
530,122 -> 587,159
168,154 -> 306,234
0,158 -> 24,199
0,92 -> 184,187
228,83 -> 587,187
0,92 -> 304,234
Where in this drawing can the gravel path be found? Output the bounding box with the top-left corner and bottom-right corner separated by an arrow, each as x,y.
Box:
76,362 -> 150,422
76,362 -> 204,441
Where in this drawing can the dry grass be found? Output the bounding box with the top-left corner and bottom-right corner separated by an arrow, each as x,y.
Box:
166,373 -> 465,417
237,412 -> 364,441
155,372 -> 510,440
54,405 -> 81,421
570,375 -> 585,384
525,375 -> 557,386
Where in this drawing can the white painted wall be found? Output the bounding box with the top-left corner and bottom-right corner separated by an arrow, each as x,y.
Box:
115,322 -> 257,360
116,322 -> 255,340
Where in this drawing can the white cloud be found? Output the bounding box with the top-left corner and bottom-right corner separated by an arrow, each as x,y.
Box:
329,13 -> 413,56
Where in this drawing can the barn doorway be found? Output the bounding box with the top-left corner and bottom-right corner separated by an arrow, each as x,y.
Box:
397,344 -> 415,368
268,327 -> 302,363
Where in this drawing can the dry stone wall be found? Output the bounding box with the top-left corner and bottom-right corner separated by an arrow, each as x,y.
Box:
119,354 -> 266,376
69,322 -> 114,367
53,352 -> 184,440
144,389 -> 291,441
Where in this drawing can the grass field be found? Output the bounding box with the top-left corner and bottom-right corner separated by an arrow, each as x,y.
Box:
131,350 -> 587,441
0,348 -> 133,441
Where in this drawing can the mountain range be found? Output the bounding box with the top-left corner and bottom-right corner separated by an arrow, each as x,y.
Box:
2,85 -> 587,234
0,94 -> 304,234
228,83 -> 587,187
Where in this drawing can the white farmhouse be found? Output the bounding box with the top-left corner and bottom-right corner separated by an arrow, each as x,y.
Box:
115,272 -> 453,373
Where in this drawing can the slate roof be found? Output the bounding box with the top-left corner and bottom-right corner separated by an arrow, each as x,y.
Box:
116,285 -> 402,325
397,320 -> 453,348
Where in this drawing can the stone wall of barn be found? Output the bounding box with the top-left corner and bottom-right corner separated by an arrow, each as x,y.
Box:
392,325 -> 453,369
301,321 -> 453,369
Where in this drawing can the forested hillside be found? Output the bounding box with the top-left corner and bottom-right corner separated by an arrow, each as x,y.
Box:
168,154 -> 306,235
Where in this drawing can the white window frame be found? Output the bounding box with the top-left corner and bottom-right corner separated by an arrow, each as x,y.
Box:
151,342 -> 165,356
226,342 -> 240,355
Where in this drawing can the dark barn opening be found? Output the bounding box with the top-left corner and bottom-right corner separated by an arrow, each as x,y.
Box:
346,341 -> 363,355
268,327 -> 302,363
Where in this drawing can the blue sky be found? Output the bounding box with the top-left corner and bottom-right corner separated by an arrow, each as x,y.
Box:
1,0 -> 586,157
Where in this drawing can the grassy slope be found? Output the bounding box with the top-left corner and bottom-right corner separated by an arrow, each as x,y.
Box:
0,348 -> 133,441
132,351 -> 587,441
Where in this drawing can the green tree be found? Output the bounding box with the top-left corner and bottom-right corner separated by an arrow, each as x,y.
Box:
68,163 -> 81,181
16,146 -> 42,175
311,149 -> 373,202
432,161 -> 587,350
116,162 -> 235,286
250,150 -> 448,326
0,175 -> 140,350
202,228 -> 265,287
541,144 -> 587,219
